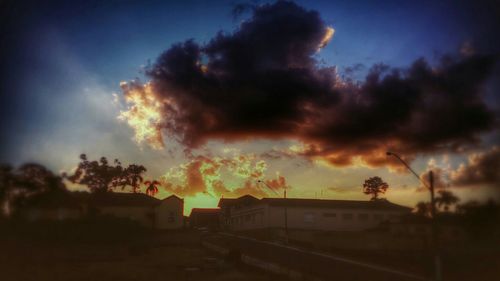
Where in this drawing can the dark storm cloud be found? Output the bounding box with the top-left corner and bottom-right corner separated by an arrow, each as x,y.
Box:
124,1 -> 498,168
451,147 -> 500,187
146,1 -> 337,147
304,55 -> 498,166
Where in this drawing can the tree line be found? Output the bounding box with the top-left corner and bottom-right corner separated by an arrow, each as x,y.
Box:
363,176 -> 463,214
0,154 -> 160,216
362,175 -> 499,239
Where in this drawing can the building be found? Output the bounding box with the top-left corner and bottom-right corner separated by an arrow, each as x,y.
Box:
218,195 -> 259,230
89,193 -> 184,229
189,208 -> 220,229
21,191 -> 184,230
21,191 -> 85,221
154,194 -> 184,229
218,195 -> 411,232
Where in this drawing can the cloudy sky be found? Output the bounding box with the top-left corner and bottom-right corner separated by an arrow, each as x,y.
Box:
1,0 -> 499,213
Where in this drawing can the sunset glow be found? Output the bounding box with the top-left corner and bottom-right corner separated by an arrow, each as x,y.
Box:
118,82 -> 164,149
2,2 -> 499,280
1,0 -> 498,215
318,26 -> 335,50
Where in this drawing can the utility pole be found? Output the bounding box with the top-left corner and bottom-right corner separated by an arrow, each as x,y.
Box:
386,152 -> 442,281
258,179 -> 289,244
284,184 -> 288,244
429,171 -> 442,281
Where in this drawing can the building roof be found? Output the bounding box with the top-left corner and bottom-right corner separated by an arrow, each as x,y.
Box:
190,208 -> 220,216
218,195 -> 410,212
24,191 -> 185,209
163,194 -> 184,201
88,192 -> 161,207
24,190 -> 83,209
260,198 -> 411,211
217,195 -> 259,207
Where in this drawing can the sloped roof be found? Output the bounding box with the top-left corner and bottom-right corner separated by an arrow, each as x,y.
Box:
261,198 -> 411,211
24,191 -> 83,209
163,194 -> 183,201
88,192 -> 161,207
25,192 -> 185,209
217,195 -> 258,207
190,208 -> 220,215
217,198 -> 236,207
217,195 -> 410,212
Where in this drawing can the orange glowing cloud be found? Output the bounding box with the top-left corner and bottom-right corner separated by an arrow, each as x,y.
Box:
118,81 -> 164,149
160,152 -> 282,198
317,26 -> 334,50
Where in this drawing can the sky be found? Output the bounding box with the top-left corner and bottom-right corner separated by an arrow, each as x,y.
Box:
1,0 -> 499,214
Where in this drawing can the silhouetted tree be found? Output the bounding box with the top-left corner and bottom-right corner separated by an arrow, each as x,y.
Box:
0,165 -> 14,215
67,154 -> 146,193
0,163 -> 67,215
362,176 -> 389,200
435,190 -> 459,212
415,201 -> 431,217
456,200 -> 500,239
144,180 -> 160,196
16,163 -> 66,194
0,165 -> 13,195
414,190 -> 459,218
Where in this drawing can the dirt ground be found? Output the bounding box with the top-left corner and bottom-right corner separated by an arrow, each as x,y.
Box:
0,244 -> 283,281
3,220 -> 497,281
0,221 -> 287,281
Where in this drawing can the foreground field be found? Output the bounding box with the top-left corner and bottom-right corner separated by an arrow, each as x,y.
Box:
0,220 -> 286,281
0,244 -> 283,281
2,219 -> 498,281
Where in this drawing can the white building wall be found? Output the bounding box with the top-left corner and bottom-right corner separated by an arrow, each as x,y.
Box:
228,204 -> 406,232
267,206 -> 403,231
228,204 -> 268,231
98,206 -> 155,227
155,197 -> 184,229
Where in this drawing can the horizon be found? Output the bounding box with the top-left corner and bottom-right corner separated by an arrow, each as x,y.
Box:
65,190 -> 413,216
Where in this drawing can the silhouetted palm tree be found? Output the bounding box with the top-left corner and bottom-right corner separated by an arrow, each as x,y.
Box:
415,201 -> 431,217
435,190 -> 459,212
144,180 -> 160,196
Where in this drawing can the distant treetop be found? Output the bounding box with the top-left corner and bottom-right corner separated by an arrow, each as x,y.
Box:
362,176 -> 389,201
66,154 -> 146,193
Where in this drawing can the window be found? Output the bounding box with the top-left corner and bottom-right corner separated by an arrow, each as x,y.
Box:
323,213 -> 337,218
358,213 -> 369,221
373,214 -> 384,221
342,213 -> 353,220
168,211 -> 175,223
304,213 -> 315,223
